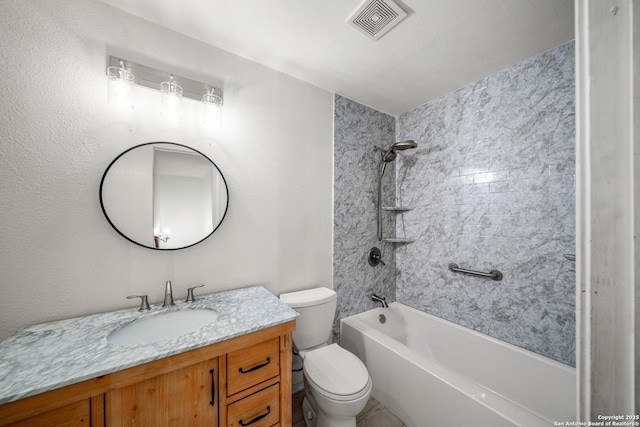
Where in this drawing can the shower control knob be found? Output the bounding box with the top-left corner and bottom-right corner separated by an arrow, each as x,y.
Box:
368,247 -> 385,267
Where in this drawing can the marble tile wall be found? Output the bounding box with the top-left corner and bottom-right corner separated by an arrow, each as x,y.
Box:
395,41 -> 576,365
333,95 -> 397,342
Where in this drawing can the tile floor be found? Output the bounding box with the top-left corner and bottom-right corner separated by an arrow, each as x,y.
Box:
292,390 -> 407,427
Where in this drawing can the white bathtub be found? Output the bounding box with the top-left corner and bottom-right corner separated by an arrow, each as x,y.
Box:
340,302 -> 575,427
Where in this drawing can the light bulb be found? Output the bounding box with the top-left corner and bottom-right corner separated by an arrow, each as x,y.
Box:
107,61 -> 134,109
202,89 -> 223,127
161,75 -> 183,119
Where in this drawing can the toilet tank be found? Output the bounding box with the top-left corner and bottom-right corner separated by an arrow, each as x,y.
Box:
280,287 -> 337,351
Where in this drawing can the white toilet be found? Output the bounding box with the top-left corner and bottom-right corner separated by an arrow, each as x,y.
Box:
280,287 -> 371,427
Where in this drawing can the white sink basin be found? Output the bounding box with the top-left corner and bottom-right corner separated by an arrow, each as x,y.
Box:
108,309 -> 219,346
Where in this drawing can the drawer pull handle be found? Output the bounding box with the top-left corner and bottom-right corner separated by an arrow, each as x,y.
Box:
239,357 -> 271,374
209,369 -> 215,407
239,405 -> 271,426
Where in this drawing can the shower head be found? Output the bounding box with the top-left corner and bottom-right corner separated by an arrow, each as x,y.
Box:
391,140 -> 417,151
375,140 -> 417,162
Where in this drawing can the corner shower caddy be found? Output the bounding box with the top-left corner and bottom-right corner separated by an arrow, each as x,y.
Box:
381,206 -> 415,243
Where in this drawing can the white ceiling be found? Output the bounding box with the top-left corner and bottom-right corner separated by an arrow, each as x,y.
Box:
99,0 -> 575,116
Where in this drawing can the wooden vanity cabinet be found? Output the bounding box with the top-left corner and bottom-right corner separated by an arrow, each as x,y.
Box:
0,321 -> 294,427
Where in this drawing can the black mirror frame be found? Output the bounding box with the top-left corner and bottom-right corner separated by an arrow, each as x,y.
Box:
99,142 -> 229,251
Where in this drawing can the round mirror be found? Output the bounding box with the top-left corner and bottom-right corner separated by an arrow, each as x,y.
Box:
100,142 -> 229,250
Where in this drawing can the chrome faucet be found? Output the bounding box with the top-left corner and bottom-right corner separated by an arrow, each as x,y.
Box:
162,280 -> 175,307
371,294 -> 388,308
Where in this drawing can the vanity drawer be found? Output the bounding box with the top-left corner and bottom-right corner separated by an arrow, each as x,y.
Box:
227,383 -> 279,427
227,338 -> 280,395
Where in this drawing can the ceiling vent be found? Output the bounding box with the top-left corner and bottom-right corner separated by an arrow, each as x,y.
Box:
348,0 -> 408,40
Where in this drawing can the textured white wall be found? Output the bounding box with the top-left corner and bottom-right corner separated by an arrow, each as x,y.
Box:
0,0 -> 334,340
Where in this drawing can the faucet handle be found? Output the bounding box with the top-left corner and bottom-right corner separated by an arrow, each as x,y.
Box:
127,295 -> 151,311
186,284 -> 205,303
368,247 -> 386,267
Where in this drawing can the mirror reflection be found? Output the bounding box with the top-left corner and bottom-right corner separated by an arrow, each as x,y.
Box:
100,142 -> 228,250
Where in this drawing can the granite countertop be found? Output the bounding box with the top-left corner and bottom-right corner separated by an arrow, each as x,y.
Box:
0,285 -> 298,405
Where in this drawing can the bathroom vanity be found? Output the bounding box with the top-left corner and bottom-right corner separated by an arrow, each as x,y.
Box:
0,286 -> 297,427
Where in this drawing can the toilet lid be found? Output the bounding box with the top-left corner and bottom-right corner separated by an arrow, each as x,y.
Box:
303,344 -> 369,396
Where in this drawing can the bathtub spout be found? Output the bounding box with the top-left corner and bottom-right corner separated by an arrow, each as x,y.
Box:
371,294 -> 388,308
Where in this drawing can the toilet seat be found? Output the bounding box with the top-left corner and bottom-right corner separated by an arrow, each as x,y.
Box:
303,344 -> 371,402
306,372 -> 372,402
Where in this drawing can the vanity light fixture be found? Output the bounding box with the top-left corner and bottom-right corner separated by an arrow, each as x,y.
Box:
106,56 -> 224,121
106,60 -> 134,109
160,74 -> 183,118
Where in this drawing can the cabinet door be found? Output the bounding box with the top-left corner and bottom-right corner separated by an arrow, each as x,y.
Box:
106,357 -> 218,427
4,399 -> 91,427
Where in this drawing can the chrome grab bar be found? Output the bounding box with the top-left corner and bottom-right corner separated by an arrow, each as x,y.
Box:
448,263 -> 503,281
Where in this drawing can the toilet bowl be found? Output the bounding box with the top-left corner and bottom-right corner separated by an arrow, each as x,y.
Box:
302,344 -> 372,427
279,288 -> 372,427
